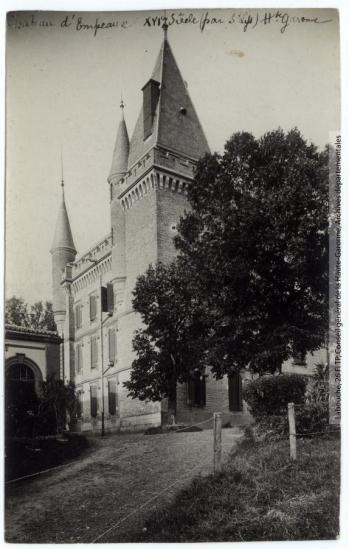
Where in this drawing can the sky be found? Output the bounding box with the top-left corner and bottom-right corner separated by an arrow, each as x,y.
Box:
5,7 -> 340,304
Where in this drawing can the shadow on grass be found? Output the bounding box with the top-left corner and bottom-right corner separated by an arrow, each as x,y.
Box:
5,432 -> 89,482
132,434 -> 340,542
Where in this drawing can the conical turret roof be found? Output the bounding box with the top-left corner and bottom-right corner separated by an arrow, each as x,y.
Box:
51,186 -> 76,253
128,30 -> 210,168
109,101 -> 130,182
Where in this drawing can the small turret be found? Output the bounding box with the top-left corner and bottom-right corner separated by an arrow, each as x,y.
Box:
109,101 -> 130,305
50,175 -> 77,334
108,99 -> 130,186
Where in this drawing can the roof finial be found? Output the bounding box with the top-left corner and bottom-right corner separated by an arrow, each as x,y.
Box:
60,147 -> 64,194
120,94 -> 125,117
162,17 -> 168,40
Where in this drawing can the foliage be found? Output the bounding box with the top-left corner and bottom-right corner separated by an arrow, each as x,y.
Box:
35,376 -> 78,435
296,363 -> 330,435
244,366 -> 331,439
306,363 -> 329,404
5,376 -> 39,438
252,414 -> 289,440
5,296 -> 57,331
124,262 -> 207,413
243,374 -> 307,419
175,128 -> 329,374
295,401 -> 329,435
5,375 -> 78,438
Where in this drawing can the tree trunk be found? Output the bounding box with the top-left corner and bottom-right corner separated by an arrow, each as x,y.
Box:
165,365 -> 177,425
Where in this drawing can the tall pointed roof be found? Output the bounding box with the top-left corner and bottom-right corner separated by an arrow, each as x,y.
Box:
51,183 -> 76,254
128,30 -> 210,168
109,100 -> 130,183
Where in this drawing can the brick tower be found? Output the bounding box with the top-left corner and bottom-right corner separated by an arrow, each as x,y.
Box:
108,24 -> 210,427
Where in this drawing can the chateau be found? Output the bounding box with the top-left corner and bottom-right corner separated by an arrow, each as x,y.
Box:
50,27 -> 325,433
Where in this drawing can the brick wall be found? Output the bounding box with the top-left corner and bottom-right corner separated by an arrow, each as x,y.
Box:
111,197 -> 126,279
124,190 -> 157,311
157,188 -> 188,264
176,370 -> 252,428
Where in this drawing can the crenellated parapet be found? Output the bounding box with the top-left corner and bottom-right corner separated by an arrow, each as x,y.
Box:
71,235 -> 112,277
119,169 -> 190,211
110,146 -> 197,203
71,255 -> 112,295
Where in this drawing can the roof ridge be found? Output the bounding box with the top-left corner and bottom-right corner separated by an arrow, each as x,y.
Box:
5,323 -> 59,336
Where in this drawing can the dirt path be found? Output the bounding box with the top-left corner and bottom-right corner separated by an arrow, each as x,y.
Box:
5,427 -> 241,543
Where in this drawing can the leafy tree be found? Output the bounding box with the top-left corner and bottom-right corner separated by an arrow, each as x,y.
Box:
124,262 -> 207,419
29,301 -> 57,331
175,128 -> 329,375
35,376 -> 77,435
5,297 -> 29,327
125,128 -> 329,416
5,297 -> 57,331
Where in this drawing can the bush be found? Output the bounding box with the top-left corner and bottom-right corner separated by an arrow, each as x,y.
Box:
296,401 -> 329,435
243,374 -> 307,418
252,414 -> 289,440
295,363 -> 332,436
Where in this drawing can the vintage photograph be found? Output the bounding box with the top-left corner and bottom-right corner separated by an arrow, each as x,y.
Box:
5,7 -> 341,543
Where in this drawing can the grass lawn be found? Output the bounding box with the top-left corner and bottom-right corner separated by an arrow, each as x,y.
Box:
137,434 -> 340,542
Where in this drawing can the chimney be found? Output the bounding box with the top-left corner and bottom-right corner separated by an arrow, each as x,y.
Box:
142,79 -> 160,140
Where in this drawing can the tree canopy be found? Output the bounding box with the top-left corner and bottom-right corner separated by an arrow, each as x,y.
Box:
5,297 -> 57,331
126,128 -> 329,412
124,262 -> 207,415
175,128 -> 329,374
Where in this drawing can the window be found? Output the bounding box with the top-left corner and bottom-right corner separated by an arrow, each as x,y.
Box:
90,295 -> 97,321
75,304 -> 82,329
108,380 -> 118,415
90,336 -> 98,369
101,284 -> 114,315
76,344 -> 83,374
90,385 -> 98,418
76,391 -> 82,418
228,373 -> 243,412
293,351 -> 306,366
6,363 -> 35,383
188,369 -> 206,407
108,328 -> 116,362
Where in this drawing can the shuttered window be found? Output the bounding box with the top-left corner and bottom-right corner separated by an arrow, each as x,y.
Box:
90,295 -> 97,321
293,351 -> 306,366
188,370 -> 206,407
107,283 -> 114,314
76,344 -> 83,374
101,284 -> 114,315
108,380 -> 117,415
90,336 -> 98,369
76,391 -> 82,418
75,304 -> 82,329
228,373 -> 243,412
108,329 -> 116,362
90,385 -> 98,418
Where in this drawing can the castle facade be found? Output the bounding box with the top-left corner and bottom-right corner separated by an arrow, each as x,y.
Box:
50,28 -> 324,433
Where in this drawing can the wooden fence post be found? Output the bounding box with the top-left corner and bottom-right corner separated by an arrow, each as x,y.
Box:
288,402 -> 297,461
213,412 -> 222,473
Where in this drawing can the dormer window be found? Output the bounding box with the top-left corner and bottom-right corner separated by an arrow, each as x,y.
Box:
142,79 -> 160,140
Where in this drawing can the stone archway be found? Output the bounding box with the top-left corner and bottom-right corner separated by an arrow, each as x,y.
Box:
5,355 -> 43,395
5,355 -> 43,437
